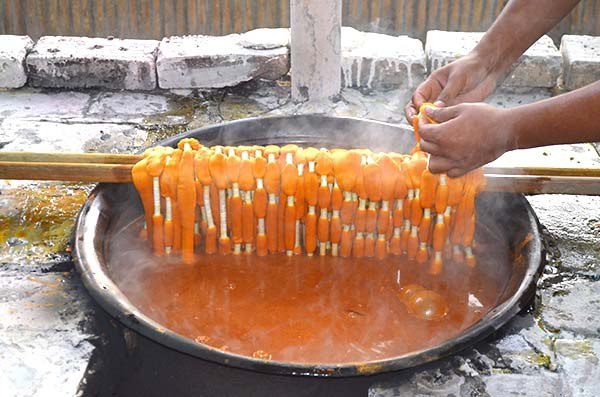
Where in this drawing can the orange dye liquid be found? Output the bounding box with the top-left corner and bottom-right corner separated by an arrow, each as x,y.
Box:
108,219 -> 509,365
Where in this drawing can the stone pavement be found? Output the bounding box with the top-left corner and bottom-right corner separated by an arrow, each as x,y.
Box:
0,82 -> 599,396
372,194 -> 600,397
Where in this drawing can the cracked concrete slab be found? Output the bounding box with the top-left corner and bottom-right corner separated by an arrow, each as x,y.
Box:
0,89 -> 192,128
528,196 -> 600,247
86,91 -> 190,126
265,86 -> 409,125
540,279 -> 600,336
484,372 -> 566,396
0,89 -> 90,122
494,333 -> 551,374
0,269 -> 95,397
0,119 -> 148,154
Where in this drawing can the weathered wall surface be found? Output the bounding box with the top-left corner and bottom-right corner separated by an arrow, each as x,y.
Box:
4,28 -> 598,93
2,0 -> 600,43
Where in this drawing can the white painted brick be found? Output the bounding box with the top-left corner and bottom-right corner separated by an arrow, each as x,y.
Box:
238,27 -> 290,50
0,35 -> 33,88
26,36 -> 159,90
425,30 -> 561,88
560,35 -> 600,90
341,27 -> 426,90
156,28 -> 290,89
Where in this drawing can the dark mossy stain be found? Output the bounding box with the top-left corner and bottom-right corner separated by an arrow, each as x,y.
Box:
183,56 -> 244,70
525,351 -> 553,370
142,95 -> 195,125
140,94 -> 197,145
551,288 -> 571,297
143,124 -> 189,146
555,339 -> 595,359
219,95 -> 265,120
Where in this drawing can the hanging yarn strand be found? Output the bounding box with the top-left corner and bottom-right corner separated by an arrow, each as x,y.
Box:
131,105 -> 485,270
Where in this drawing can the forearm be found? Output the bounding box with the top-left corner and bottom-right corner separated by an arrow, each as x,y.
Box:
472,0 -> 580,75
507,81 -> 600,150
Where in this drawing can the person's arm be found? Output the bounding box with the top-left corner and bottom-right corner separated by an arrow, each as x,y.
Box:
405,0 -> 581,121
509,81 -> 600,149
418,81 -> 600,176
470,0 -> 580,85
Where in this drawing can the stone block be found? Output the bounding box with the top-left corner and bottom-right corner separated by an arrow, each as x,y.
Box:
26,36 -> 159,90
541,278 -> 600,336
554,338 -> 600,396
561,35 -> 600,90
0,35 -> 33,88
156,28 -> 290,89
527,195 -> 600,277
425,30 -> 561,88
341,27 -> 426,90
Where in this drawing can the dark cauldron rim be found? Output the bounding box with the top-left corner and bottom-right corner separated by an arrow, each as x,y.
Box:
73,114 -> 546,378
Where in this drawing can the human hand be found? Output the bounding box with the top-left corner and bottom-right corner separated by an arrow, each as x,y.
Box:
405,54 -> 501,123
418,103 -> 516,177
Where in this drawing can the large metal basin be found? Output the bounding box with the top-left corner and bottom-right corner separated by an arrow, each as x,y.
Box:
74,115 -> 545,396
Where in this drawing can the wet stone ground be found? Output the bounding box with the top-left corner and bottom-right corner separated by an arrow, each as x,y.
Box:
0,81 -> 599,396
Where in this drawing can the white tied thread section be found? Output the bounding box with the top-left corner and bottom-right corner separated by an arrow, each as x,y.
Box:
203,185 -> 214,228
165,197 -> 173,254
295,163 -> 305,251
165,198 -> 172,222
152,177 -> 161,216
267,153 -> 277,205
219,189 -> 227,238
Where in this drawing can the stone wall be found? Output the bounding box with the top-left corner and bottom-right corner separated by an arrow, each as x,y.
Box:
1,29 -> 599,92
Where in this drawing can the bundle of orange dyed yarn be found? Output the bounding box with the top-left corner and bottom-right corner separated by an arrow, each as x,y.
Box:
132,129 -> 485,275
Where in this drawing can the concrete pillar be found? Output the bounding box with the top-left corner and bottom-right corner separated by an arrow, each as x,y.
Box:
290,0 -> 342,102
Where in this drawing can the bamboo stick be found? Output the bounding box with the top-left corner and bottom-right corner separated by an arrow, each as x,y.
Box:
0,161 -> 134,182
0,151 -> 142,164
0,151 -> 599,195
484,174 -> 600,195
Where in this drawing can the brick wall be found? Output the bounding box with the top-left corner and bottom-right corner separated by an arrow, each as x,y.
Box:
1,29 -> 599,92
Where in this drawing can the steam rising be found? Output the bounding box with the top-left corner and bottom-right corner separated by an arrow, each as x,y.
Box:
99,116 -> 518,365
104,184 -> 514,366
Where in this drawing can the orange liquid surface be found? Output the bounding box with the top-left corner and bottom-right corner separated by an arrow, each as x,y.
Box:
108,221 -> 509,365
